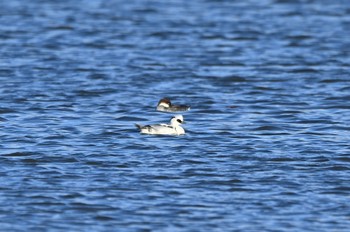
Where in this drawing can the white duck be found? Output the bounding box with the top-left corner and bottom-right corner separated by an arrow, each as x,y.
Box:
136,115 -> 185,135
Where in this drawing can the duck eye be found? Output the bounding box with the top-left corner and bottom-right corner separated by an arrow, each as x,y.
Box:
177,119 -> 182,123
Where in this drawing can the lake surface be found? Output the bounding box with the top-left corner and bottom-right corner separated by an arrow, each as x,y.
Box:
1,0 -> 350,231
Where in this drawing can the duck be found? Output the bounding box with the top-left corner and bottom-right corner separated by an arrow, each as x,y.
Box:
156,98 -> 190,112
136,115 -> 185,135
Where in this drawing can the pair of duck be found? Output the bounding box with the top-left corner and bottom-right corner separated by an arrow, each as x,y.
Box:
136,98 -> 190,135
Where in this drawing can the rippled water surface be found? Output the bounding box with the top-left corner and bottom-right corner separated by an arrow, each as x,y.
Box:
1,0 -> 350,231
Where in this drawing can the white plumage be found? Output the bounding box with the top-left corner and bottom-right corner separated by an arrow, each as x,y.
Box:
136,115 -> 185,135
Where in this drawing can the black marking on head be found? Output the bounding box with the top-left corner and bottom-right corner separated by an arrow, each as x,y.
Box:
177,119 -> 182,123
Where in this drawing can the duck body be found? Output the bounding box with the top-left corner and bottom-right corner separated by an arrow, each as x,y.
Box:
136,115 -> 185,135
156,98 -> 190,112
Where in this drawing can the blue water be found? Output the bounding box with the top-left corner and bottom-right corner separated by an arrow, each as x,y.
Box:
1,0 -> 350,231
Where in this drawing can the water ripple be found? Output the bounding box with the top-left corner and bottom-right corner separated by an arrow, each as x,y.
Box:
1,0 -> 350,231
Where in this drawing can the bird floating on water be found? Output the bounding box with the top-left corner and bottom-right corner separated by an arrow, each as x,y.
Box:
156,98 -> 190,112
136,115 -> 185,135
